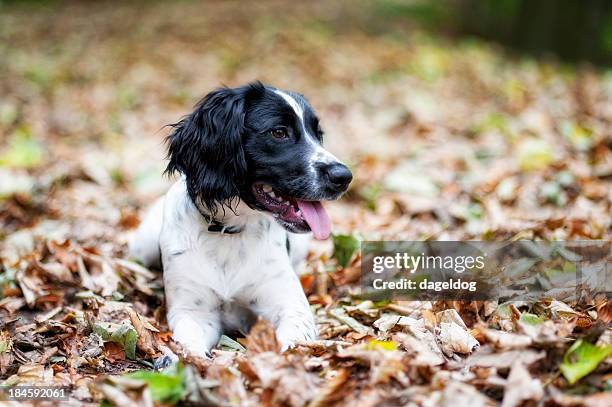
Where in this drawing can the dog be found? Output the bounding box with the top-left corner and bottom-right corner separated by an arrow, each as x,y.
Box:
129,82 -> 352,358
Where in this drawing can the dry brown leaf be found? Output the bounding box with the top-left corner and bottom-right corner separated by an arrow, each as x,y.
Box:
97,376 -> 154,407
307,369 -> 351,407
501,361 -> 543,407
436,308 -> 468,330
440,382 -> 494,407
127,307 -> 158,356
438,322 -> 480,356
517,318 -> 575,344
372,313 -> 421,333
394,332 -> 445,366
337,343 -> 408,385
0,331 -> 14,375
595,299 -> 612,323
466,348 -> 546,369
477,325 -> 533,349
246,352 -> 322,406
245,317 -> 280,354
103,342 -> 126,363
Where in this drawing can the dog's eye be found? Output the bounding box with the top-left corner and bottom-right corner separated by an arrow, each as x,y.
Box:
269,128 -> 289,140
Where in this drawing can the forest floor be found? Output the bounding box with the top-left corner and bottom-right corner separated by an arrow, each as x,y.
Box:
0,1 -> 610,406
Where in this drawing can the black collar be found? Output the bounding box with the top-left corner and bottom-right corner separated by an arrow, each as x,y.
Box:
197,208 -> 244,235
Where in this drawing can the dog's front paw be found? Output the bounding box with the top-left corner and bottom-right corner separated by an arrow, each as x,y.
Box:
276,318 -> 318,351
170,314 -> 220,359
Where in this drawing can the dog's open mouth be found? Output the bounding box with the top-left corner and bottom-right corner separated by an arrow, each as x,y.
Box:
252,183 -> 331,240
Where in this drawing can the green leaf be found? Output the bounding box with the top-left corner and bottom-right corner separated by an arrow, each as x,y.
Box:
494,304 -> 513,319
544,262 -> 576,280
0,102 -> 18,126
112,324 -> 137,360
560,339 -> 612,385
465,202 -> 483,221
0,127 -> 44,169
359,184 -> 380,211
93,322 -> 112,341
563,262 -> 577,273
49,356 -> 66,363
516,137 -> 553,171
94,322 -> 138,360
127,364 -> 185,404
372,299 -> 392,308
560,121 -> 593,152
218,335 -> 246,352
540,181 -> 567,207
332,233 -> 360,268
469,112 -> 509,137
365,339 -> 398,351
519,312 -> 545,325
554,245 -> 582,262
556,170 -> 574,187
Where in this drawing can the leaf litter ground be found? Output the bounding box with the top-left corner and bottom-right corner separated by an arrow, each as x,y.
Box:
0,1 -> 610,406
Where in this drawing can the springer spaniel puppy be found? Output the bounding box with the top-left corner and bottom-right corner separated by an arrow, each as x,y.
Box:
129,82 -> 352,358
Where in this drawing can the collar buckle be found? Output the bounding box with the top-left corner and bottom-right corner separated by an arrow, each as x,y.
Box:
199,211 -> 243,235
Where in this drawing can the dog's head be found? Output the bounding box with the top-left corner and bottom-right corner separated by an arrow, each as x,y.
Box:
166,81 -> 352,240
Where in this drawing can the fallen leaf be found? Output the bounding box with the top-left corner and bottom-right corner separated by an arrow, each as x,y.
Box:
501,361 -> 543,407
516,137 -> 553,171
307,369 -> 351,407
332,233 -> 360,268
94,322 -> 138,360
372,313 -> 421,332
245,318 -> 280,354
104,342 -> 126,363
466,348 -> 546,369
440,382 -> 493,407
394,332 -> 445,366
127,363 -> 185,404
478,326 -> 532,349
438,322 -> 479,356
330,308 -> 374,335
127,307 -> 158,356
560,339 -> 612,385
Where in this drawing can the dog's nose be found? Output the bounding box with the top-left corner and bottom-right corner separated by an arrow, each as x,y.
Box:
323,162 -> 352,191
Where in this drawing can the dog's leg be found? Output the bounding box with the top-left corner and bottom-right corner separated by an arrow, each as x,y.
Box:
153,310 -> 220,369
167,311 -> 221,358
274,305 -> 317,351
163,255 -> 222,357
248,271 -> 317,350
128,196 -> 164,269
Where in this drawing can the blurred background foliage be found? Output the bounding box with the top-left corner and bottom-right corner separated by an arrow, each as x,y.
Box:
2,0 -> 612,65
376,0 -> 612,66
0,0 -> 610,242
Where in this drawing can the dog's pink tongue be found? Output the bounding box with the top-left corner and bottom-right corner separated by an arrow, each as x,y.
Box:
296,200 -> 331,240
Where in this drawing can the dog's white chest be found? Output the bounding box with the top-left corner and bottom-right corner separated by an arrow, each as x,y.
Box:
159,182 -> 293,302
191,222 -> 290,299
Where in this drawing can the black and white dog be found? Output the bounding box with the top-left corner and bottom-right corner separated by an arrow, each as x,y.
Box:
129,82 -> 352,357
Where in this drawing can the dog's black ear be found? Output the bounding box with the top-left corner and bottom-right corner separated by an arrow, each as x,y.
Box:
166,86 -> 255,215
